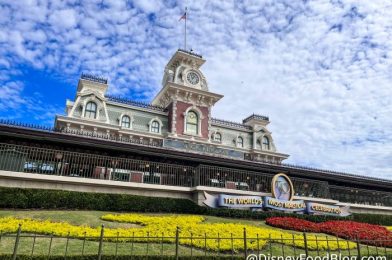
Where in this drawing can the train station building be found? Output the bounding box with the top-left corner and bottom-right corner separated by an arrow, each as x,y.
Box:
0,49 -> 391,215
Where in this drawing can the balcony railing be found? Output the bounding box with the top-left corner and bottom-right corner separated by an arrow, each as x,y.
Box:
105,95 -> 167,112
0,119 -> 163,147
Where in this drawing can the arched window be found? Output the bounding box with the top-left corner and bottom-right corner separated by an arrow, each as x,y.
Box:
186,111 -> 198,135
85,102 -> 97,119
214,132 -> 222,142
262,136 -> 270,150
121,115 -> 131,128
237,136 -> 244,148
151,120 -> 160,133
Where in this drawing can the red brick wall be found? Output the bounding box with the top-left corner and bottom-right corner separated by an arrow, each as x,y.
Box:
200,106 -> 209,138
174,101 -> 209,139
167,103 -> 173,133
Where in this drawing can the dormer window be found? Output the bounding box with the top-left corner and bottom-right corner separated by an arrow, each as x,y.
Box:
237,136 -> 244,148
121,115 -> 131,128
186,111 -> 198,135
151,120 -> 160,133
262,136 -> 270,150
213,132 -> 222,143
85,101 -> 97,119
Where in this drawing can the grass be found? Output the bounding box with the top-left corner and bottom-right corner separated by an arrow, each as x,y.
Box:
0,210 -> 391,258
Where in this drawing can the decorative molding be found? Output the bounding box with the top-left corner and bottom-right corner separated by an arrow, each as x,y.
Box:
182,106 -> 203,137
81,97 -> 104,120
148,117 -> 163,134
118,113 -> 134,129
235,134 -> 245,148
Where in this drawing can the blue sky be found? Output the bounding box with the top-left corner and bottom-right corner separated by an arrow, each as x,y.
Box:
0,0 -> 391,179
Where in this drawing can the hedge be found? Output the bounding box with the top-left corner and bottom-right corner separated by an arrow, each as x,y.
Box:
0,187 -> 391,226
0,256 -> 243,260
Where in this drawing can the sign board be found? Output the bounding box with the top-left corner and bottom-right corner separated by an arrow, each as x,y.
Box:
218,194 -> 263,208
306,202 -> 350,216
263,197 -> 306,212
202,173 -> 350,216
164,139 -> 244,159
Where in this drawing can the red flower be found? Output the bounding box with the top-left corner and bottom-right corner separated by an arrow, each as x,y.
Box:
266,217 -> 392,247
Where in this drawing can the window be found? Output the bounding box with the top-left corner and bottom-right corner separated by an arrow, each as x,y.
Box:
262,136 -> 270,150
237,136 -> 244,148
85,102 -> 97,119
121,115 -> 131,128
214,132 -> 222,142
151,120 -> 160,133
186,111 -> 198,135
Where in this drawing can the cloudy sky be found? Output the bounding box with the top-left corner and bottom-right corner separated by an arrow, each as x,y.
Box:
0,0 -> 391,179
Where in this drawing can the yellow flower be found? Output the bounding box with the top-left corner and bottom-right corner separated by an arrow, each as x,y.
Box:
0,214 -> 357,252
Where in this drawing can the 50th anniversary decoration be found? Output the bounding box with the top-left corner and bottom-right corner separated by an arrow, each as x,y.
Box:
203,173 -> 350,217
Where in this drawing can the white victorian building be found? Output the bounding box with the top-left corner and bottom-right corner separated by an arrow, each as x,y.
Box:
55,49 -> 289,163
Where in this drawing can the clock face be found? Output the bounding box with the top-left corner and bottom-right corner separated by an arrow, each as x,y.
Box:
187,71 -> 200,85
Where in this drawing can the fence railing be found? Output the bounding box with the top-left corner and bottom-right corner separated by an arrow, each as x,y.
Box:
0,142 -> 391,206
0,225 -> 391,259
1,118 -> 392,188
0,143 -> 195,188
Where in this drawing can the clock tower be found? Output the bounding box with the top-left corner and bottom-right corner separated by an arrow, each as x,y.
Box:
152,49 -> 223,141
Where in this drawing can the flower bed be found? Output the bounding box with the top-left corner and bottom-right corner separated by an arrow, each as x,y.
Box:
266,217 -> 392,247
265,217 -> 320,232
0,214 -> 355,252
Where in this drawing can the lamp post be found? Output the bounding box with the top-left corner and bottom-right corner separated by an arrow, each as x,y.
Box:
55,152 -> 63,175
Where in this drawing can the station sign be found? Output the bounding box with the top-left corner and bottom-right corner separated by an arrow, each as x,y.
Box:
203,173 -> 350,216
218,194 -> 263,208
264,197 -> 306,212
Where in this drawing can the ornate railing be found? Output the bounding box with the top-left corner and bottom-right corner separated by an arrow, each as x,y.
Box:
80,73 -> 108,84
105,95 -> 167,112
178,48 -> 203,58
242,113 -> 269,123
211,118 -> 252,130
0,119 -> 163,148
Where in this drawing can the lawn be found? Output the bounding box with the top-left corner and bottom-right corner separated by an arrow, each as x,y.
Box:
0,210 -> 390,258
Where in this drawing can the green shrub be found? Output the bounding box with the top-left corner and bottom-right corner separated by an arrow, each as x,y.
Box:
0,256 -> 243,260
0,187 -> 391,226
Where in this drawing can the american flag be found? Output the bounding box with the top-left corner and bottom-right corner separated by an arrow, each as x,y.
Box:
179,11 -> 187,21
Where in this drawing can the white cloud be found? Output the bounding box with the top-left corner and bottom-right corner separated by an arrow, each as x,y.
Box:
0,0 -> 391,179
48,9 -> 78,29
0,81 -> 25,110
132,0 -> 163,13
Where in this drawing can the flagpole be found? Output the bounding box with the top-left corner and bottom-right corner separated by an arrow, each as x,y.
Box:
184,7 -> 187,50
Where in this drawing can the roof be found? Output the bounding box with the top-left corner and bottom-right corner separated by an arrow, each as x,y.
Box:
105,95 -> 167,112
80,73 -> 108,84
211,118 -> 252,130
243,114 -> 269,123
177,48 -> 203,58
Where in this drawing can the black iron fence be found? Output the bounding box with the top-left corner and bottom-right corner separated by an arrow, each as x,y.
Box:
1,119 -> 392,188
0,225 -> 391,259
0,142 -> 391,206
0,143 -> 194,187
